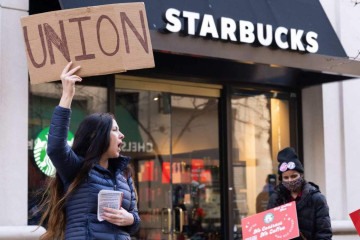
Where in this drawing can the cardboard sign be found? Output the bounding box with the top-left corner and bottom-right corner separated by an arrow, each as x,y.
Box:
349,208 -> 360,236
21,2 -> 155,84
241,202 -> 299,240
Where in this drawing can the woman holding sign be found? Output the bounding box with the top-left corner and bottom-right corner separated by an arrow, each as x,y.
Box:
267,147 -> 332,240
39,62 -> 140,240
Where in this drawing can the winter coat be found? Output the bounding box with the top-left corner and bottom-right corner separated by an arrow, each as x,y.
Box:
267,181 -> 332,240
47,106 -> 140,240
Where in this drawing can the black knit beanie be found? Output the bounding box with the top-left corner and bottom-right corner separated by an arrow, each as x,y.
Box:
277,147 -> 304,175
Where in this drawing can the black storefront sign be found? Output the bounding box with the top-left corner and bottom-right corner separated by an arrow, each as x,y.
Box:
56,0 -> 360,78
58,0 -> 346,57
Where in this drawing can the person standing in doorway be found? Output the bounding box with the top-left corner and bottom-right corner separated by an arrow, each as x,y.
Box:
267,147 -> 332,240
256,174 -> 276,213
39,62 -> 140,240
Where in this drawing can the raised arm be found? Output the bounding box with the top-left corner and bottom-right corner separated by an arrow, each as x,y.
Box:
59,61 -> 82,109
47,62 -> 82,185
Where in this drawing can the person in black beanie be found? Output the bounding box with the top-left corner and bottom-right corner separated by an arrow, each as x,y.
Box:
267,147 -> 332,240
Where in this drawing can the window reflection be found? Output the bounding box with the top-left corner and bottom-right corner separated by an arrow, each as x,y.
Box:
231,93 -> 291,235
115,89 -> 221,239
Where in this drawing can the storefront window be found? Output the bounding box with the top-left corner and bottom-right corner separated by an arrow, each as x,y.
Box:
28,83 -> 107,225
231,91 -> 293,236
115,81 -> 221,239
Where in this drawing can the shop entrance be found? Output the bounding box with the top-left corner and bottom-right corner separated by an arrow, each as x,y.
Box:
115,77 -> 222,240
229,90 -> 298,238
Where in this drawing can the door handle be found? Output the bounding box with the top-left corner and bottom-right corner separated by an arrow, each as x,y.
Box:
161,208 -> 172,234
174,207 -> 184,234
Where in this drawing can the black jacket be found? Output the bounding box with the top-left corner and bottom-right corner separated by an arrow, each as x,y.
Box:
267,181 -> 332,240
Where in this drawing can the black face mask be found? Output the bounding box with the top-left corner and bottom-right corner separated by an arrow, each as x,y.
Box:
282,177 -> 304,192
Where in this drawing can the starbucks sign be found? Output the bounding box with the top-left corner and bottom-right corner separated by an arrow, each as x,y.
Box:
33,127 -> 74,177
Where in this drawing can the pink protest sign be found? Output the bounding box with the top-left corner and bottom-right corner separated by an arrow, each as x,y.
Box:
241,201 -> 299,240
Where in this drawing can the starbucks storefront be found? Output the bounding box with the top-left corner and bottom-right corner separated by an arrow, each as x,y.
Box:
27,0 -> 360,239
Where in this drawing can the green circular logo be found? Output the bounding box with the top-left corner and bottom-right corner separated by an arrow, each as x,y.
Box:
33,127 -> 74,177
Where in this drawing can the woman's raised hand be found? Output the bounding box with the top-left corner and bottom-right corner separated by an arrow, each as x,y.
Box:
59,61 -> 82,109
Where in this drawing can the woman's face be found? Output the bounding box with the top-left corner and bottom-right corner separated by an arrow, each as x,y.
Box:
281,170 -> 301,182
105,119 -> 125,158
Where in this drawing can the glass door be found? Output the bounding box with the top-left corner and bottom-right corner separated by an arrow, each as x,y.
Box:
115,79 -> 221,240
229,90 -> 297,239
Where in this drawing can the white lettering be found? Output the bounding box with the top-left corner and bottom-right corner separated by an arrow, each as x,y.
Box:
146,142 -> 153,152
261,221 -> 283,231
269,226 -> 286,234
290,28 -> 305,51
257,23 -> 273,46
220,17 -> 237,41
163,9 -> 319,53
306,31 -> 319,53
121,141 -> 153,153
165,8 -> 181,33
131,142 -> 137,152
199,14 -> 219,38
239,20 -> 255,43
138,142 -> 146,152
183,11 -> 200,35
274,26 -> 289,49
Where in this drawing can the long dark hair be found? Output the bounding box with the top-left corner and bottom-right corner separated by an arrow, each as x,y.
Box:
39,112 -> 114,240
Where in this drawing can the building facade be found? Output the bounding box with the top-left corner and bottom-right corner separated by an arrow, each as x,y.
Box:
1,0 -> 360,239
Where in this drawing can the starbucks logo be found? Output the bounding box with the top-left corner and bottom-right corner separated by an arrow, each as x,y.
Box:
264,213 -> 275,224
33,127 -> 74,177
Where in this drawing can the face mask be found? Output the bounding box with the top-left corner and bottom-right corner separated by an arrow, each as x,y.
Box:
282,177 -> 304,192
